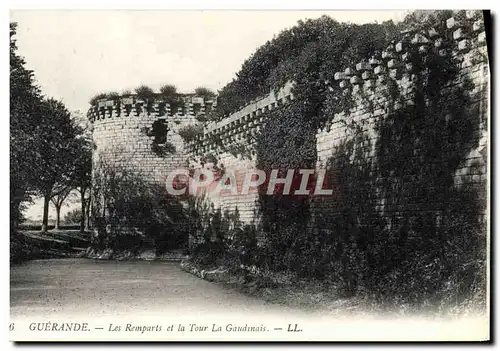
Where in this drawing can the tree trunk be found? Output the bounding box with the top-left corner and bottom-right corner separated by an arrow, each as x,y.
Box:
55,204 -> 61,230
80,188 -> 86,233
41,194 -> 50,232
85,197 -> 91,231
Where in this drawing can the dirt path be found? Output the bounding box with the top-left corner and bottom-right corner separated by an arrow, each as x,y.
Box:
10,258 -> 307,319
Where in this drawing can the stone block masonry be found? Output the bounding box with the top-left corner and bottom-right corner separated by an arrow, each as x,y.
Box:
187,11 -> 488,228
87,10 -> 489,234
88,95 -> 211,185
314,10 -> 489,232
185,82 -> 295,224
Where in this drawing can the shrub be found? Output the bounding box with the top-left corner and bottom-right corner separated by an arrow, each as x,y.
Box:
107,91 -> 120,101
89,92 -> 109,105
143,120 -> 176,156
91,158 -> 189,253
10,231 -> 32,264
134,85 -> 155,101
226,224 -> 258,267
63,208 -> 82,225
158,84 -> 182,115
178,124 -> 204,143
186,197 -> 264,275
159,84 -> 177,99
195,87 -> 216,99
121,89 -> 132,97
151,142 -> 176,156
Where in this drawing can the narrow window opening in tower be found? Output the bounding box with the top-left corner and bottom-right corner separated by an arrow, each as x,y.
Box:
150,120 -> 169,145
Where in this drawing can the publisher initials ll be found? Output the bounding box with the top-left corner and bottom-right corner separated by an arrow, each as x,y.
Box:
287,324 -> 302,332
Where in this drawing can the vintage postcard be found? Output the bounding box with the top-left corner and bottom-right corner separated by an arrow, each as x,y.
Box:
9,9 -> 490,342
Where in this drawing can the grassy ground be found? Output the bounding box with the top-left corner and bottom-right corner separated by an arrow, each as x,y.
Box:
180,260 -> 380,316
10,229 -> 91,264
180,259 -> 487,318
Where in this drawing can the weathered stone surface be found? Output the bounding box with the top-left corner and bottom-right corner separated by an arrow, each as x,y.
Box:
88,13 -> 489,244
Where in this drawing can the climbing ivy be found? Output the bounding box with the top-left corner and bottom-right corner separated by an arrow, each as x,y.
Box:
178,124 -> 204,144
214,16 -> 400,120
314,10 -> 486,305
244,16 -> 402,273
219,10 -> 486,308
143,120 -> 176,157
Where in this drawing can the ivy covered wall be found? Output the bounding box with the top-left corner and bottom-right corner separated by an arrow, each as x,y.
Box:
86,10 -> 489,304
310,10 -> 488,299
186,10 -> 488,304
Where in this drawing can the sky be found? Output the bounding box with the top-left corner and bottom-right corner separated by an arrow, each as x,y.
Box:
11,10 -> 408,220
10,10 -> 408,113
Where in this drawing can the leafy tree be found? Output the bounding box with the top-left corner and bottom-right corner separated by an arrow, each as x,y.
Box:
31,98 -> 79,232
69,135 -> 93,232
50,185 -> 73,229
10,22 -> 42,230
11,22 -> 91,235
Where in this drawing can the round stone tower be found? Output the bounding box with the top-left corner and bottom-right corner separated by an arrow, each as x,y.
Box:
86,93 -> 216,250
88,94 -> 215,184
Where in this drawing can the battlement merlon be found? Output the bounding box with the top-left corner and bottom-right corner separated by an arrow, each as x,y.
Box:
185,81 -> 295,156
86,93 -> 217,122
87,10 -> 489,157
332,10 -> 488,108
186,11 -> 489,156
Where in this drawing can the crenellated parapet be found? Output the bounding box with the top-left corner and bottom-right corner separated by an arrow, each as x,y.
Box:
315,10 -> 489,221
86,10 -> 489,228
185,81 -> 295,157
87,94 -> 217,122
185,12 -> 489,161
326,10 -> 488,134
86,93 -> 212,190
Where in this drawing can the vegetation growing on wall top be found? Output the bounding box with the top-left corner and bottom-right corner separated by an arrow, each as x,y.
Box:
194,87 -> 216,99
178,124 -> 204,144
213,15 -> 400,119
183,10 -> 487,310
